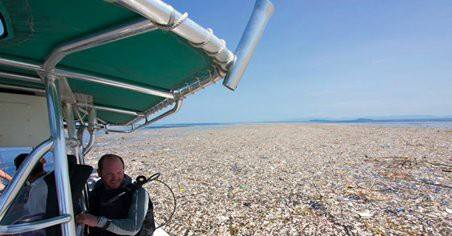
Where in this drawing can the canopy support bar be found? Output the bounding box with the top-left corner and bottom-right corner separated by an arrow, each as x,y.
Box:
0,69 -> 220,130
0,71 -> 42,84
0,58 -> 174,99
79,107 -> 108,126
113,0 -> 235,72
44,19 -> 159,70
223,0 -> 274,90
44,74 -> 76,234
0,83 -> 45,95
82,107 -> 97,156
0,77 -> 146,121
134,98 -> 182,130
58,70 -> 174,99
0,57 -> 41,71
63,103 -> 81,158
120,72 -> 222,131
77,103 -> 144,117
107,99 -> 182,133
42,18 -> 175,99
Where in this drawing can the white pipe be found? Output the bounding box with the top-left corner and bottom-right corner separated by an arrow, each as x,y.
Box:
223,0 -> 275,91
112,0 -> 235,71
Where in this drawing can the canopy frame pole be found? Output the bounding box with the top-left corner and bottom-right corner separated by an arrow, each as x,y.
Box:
63,103 -> 81,158
0,71 -> 42,84
73,109 -> 97,220
78,107 -> 108,127
57,70 -> 174,99
43,73 -> 76,235
43,19 -> 158,70
0,69 -> 186,131
39,19 -> 176,235
0,58 -> 174,99
112,0 -> 235,72
82,107 -> 97,156
107,99 -> 182,133
0,83 -> 46,95
223,0 -> 274,90
0,215 -> 71,234
42,19 -> 174,99
133,98 -> 182,130
63,102 -> 92,236
0,76 -> 147,123
122,71 -> 222,130
0,57 -> 174,99
0,57 -> 41,71
0,0 -> 271,130
77,103 -> 145,117
0,139 -> 54,221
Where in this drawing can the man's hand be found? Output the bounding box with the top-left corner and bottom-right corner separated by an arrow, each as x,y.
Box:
76,213 -> 98,227
0,170 -> 12,182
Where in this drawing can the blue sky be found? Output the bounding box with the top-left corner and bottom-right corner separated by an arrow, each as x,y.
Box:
163,0 -> 452,123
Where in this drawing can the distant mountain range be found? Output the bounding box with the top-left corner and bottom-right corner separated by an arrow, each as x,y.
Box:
308,117 -> 452,123
157,115 -> 452,127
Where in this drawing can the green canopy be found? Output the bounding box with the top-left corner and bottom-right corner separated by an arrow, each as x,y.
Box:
0,0 -> 228,125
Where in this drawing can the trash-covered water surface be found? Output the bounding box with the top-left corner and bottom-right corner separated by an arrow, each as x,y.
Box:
86,124 -> 451,235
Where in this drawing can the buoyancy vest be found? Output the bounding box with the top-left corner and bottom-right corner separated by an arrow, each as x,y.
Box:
88,175 -> 135,236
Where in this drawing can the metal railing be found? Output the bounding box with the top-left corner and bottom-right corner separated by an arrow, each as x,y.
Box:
0,140 -> 73,235
0,139 -> 54,220
0,215 -> 71,235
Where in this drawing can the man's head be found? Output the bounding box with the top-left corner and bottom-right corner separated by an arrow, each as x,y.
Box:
98,154 -> 125,190
14,153 -> 46,179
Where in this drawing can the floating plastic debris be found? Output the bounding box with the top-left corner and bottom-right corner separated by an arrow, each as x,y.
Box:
85,124 -> 452,235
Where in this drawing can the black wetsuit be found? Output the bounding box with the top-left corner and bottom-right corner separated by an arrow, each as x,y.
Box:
88,175 -> 155,236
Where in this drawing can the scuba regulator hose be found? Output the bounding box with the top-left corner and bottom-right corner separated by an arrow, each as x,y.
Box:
154,178 -> 177,230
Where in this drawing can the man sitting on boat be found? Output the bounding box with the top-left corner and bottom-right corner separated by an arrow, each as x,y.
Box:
15,154 -> 48,216
4,154 -> 92,231
0,154 -> 47,224
77,154 -> 154,236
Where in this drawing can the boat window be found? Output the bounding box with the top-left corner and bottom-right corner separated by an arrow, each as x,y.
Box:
0,13 -> 5,38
